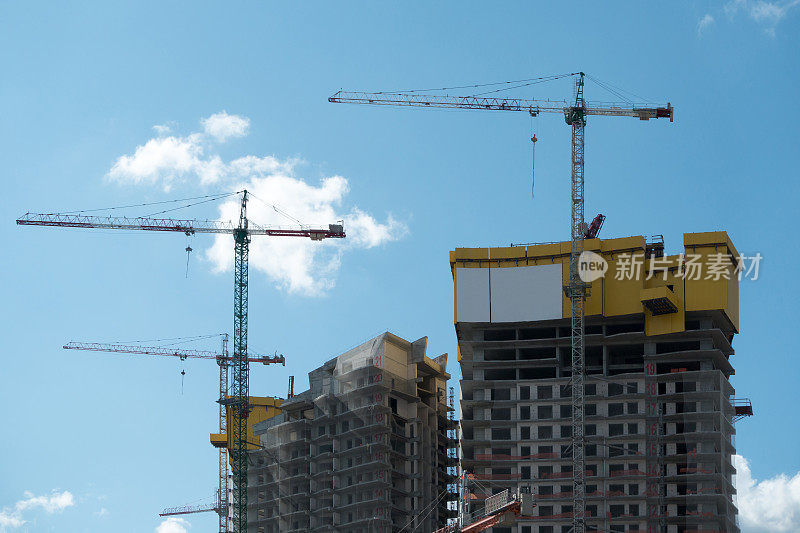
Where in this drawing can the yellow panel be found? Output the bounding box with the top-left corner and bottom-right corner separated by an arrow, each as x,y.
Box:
646,304 -> 685,336
603,252 -> 646,316
684,231 -> 738,259
683,253 -> 732,311
490,246 -> 527,268
587,276 -> 603,317
644,274 -> 686,335
210,433 -> 227,448
452,247 -> 490,261
222,396 -> 283,453
682,232 -> 739,331
684,276 -> 727,312
526,243 -> 561,259
726,268 -> 739,333
525,254 -> 563,267
584,238 -> 601,251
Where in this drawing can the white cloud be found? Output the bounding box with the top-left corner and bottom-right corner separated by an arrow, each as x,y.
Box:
108,113 -> 406,296
724,0 -> 799,33
156,517 -> 190,533
107,133 -> 219,191
698,14 -> 715,33
94,507 -> 109,517
725,0 -> 748,16
205,173 -> 406,296
734,454 -> 800,532
750,0 -> 795,24
0,514 -> 24,529
108,112 -> 250,191
0,490 -> 74,530
202,111 -> 249,142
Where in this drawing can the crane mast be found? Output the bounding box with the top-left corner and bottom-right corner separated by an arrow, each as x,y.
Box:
330,73 -> 672,533
566,74 -> 588,532
230,191 -> 250,533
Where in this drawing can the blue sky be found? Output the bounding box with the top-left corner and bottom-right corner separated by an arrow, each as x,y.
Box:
1,2 -> 799,531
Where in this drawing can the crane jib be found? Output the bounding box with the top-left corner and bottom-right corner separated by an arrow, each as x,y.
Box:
16,213 -> 348,238
329,91 -> 673,121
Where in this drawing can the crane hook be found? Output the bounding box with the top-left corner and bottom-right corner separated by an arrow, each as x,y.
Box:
184,237 -> 193,278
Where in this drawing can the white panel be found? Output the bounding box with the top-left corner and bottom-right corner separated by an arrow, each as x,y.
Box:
456,267 -> 490,322
490,264 -> 562,323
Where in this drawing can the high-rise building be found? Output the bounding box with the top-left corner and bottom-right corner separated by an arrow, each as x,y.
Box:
248,332 -> 457,533
453,232 -> 748,533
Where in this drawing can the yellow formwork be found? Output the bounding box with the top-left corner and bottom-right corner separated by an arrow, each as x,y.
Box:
683,232 -> 739,332
211,396 -> 283,458
450,232 -> 739,336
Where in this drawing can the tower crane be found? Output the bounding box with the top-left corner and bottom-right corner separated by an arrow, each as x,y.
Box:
63,335 -> 284,530
330,73 -> 673,533
18,189 -> 346,533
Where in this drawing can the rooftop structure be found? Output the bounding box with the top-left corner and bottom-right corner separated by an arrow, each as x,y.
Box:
249,332 -> 457,533
453,232 -> 745,533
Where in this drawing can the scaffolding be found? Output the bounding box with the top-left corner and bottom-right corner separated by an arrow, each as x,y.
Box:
247,333 -> 455,532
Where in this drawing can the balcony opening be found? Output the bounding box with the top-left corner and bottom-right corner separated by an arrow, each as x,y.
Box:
484,329 -> 516,341
606,322 -> 644,335
485,348 -> 516,361
519,367 -> 556,379
519,327 -> 556,340
485,369 -> 516,380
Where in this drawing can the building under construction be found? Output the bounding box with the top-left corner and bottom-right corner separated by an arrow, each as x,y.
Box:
453,231 -> 748,533
247,332 -> 458,533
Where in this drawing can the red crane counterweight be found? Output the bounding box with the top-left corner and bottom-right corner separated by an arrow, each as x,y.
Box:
584,213 -> 606,239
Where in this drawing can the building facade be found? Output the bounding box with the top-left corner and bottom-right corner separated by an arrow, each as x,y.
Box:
453,232 -> 745,533
248,332 -> 458,533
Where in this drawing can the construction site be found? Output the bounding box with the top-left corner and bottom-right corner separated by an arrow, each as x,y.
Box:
15,72 -> 752,533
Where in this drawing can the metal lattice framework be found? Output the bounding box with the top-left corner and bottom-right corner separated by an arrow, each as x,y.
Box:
330,73 -> 673,532
62,340 -> 283,365
20,190 -> 346,533
448,386 -> 459,526
566,74 -> 588,533
218,334 -> 230,533
160,501 -> 220,517
230,193 -> 251,533
16,212 -> 342,239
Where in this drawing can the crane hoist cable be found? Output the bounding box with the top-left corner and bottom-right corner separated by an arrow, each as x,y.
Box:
379,72 -> 579,94
59,191 -> 240,215
147,193 -> 237,217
